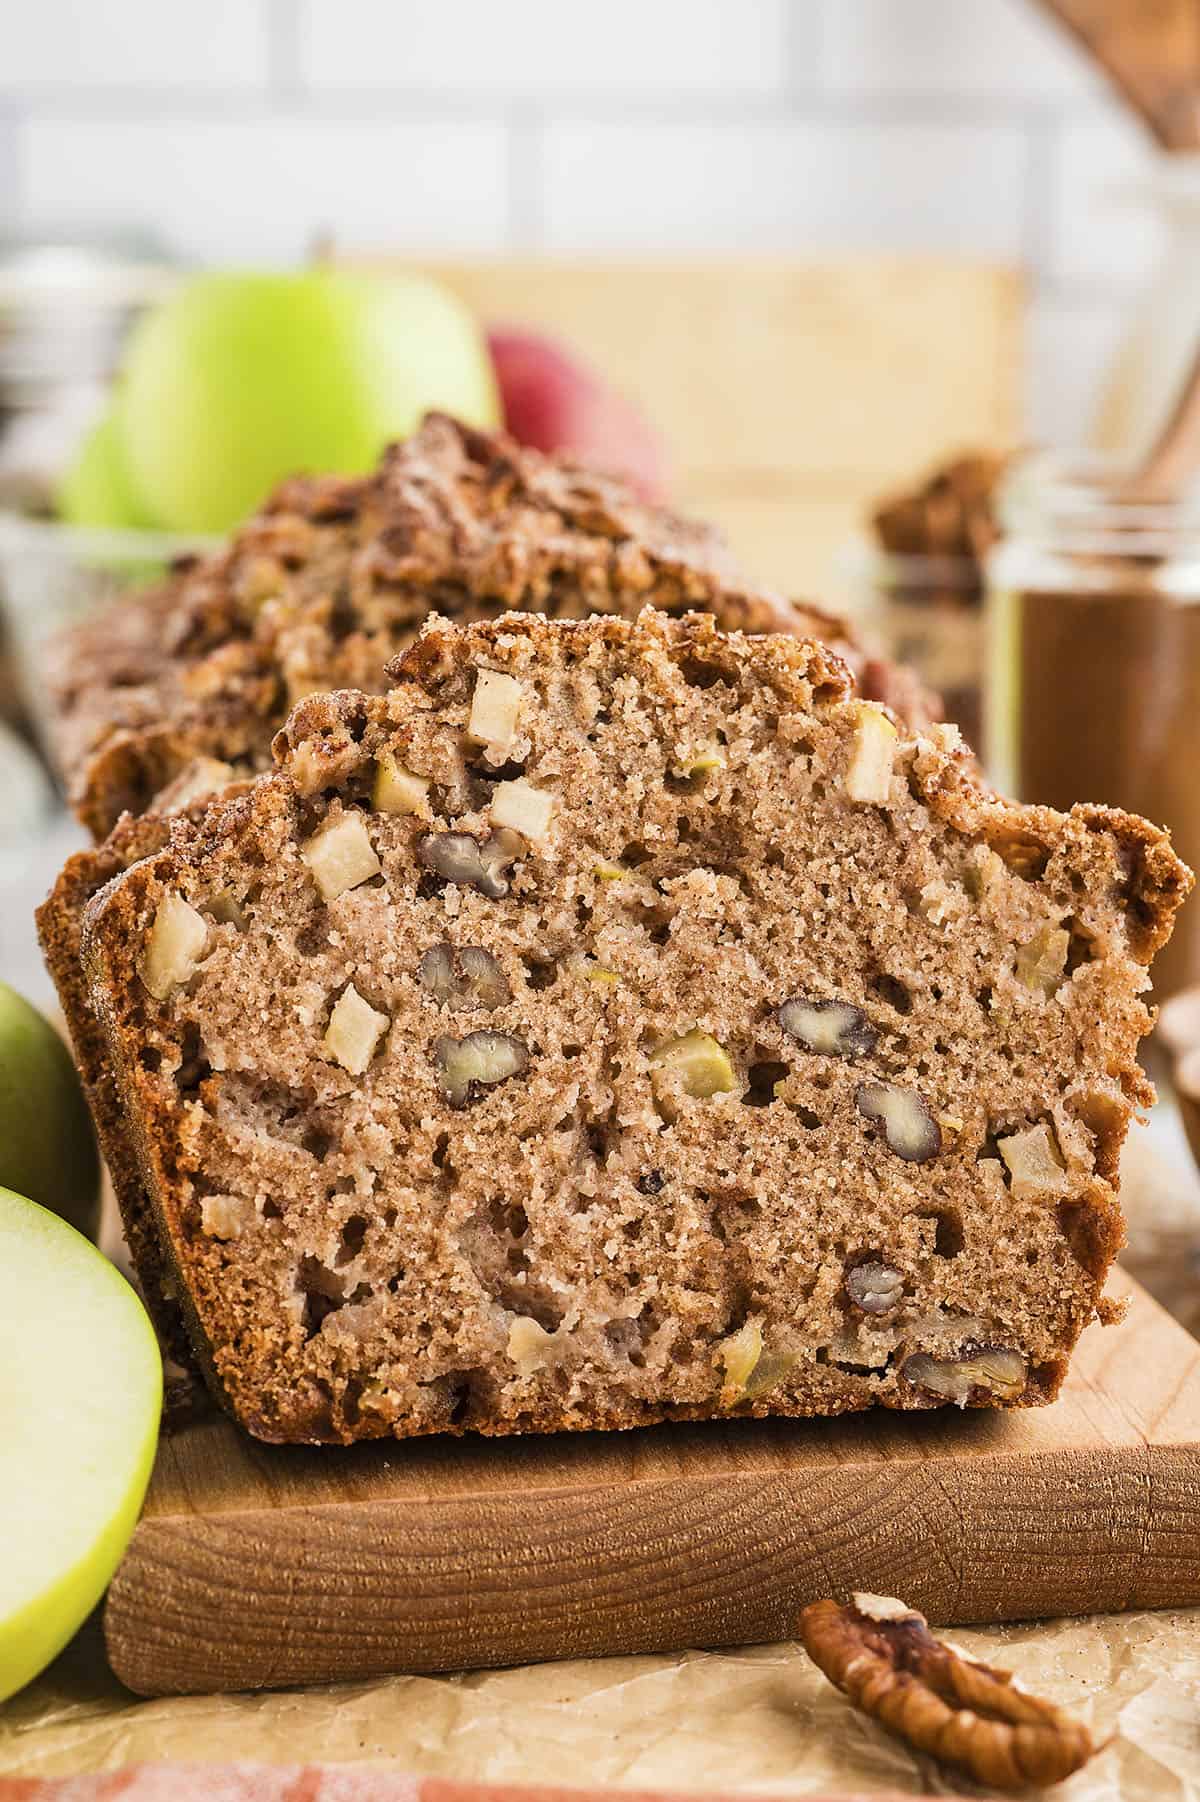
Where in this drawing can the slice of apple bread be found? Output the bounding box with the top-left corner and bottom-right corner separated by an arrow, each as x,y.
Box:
36,809 -> 224,1423
47,412 -> 928,843
81,610 -> 1189,1444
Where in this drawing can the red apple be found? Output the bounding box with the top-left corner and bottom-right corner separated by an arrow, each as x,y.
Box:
488,328 -> 669,503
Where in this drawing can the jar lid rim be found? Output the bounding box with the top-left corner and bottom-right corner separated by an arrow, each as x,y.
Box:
999,450 -> 1200,548
840,535 -> 982,587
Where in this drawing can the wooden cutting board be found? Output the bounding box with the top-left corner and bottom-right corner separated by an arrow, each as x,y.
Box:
105,1270 -> 1200,1698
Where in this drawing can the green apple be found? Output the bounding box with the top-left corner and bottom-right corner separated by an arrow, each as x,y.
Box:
0,1187 -> 161,1701
116,269 -> 499,533
57,409 -> 153,530
0,983 -> 100,1241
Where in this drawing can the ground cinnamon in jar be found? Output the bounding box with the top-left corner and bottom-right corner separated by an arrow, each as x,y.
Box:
987,453 -> 1200,999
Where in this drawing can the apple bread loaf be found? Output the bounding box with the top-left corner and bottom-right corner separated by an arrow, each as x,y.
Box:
80,610 -> 1189,1444
47,412 -> 928,843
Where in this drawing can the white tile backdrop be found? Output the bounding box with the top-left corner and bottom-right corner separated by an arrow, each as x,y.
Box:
0,0 -> 1174,446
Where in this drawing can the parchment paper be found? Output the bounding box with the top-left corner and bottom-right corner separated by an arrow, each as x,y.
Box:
4,1609 -> 1199,1798
3,1122 -> 1199,1796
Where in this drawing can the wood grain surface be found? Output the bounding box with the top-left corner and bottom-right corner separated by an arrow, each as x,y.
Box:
104,1271 -> 1200,1698
1037,0 -> 1200,150
349,256 -> 1020,596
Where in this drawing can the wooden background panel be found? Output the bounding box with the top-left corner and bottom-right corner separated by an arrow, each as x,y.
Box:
680,490 -> 863,611
358,257 -> 1022,596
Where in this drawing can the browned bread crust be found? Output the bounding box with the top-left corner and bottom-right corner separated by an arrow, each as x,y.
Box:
47,413 -> 920,841
82,610 -> 1186,1445
35,813 -> 202,1418
36,783 -> 251,1423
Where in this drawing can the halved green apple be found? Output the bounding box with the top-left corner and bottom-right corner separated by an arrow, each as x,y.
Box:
0,1187 -> 161,1702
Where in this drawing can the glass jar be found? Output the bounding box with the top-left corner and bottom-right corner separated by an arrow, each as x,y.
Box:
986,450 -> 1200,1002
1092,156 -> 1200,466
0,234 -> 171,513
844,541 -> 985,750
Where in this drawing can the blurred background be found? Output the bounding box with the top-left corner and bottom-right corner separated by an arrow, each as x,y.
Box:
0,0 -> 1167,439
3,0 -> 1190,585
0,0 -> 1168,448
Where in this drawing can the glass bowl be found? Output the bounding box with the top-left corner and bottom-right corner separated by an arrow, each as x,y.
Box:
0,510 -> 216,758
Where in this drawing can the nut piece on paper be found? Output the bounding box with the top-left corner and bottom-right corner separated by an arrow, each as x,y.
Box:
798,1593 -> 1098,1791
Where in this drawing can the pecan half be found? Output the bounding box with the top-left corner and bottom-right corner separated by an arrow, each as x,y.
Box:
855,1082 -> 941,1162
418,941 -> 510,1011
778,997 -> 877,1059
845,1258 -> 904,1316
799,1594 -> 1096,1791
433,1031 -> 529,1108
903,1344 -> 1026,1405
417,828 -> 523,899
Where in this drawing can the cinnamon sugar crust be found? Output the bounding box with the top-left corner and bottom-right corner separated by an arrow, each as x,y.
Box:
47,413 -> 928,842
